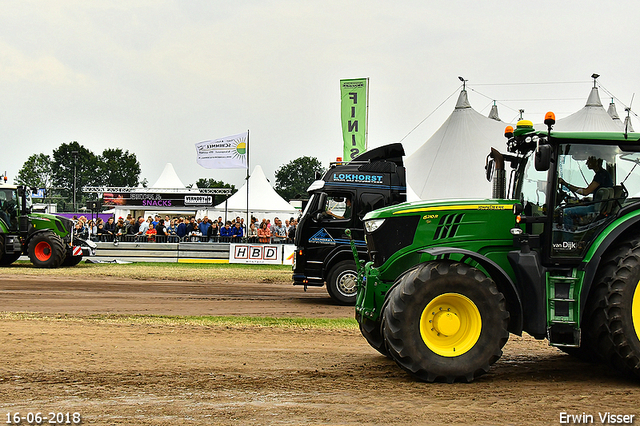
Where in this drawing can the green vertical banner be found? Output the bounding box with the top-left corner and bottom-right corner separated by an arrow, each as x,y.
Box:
341,78 -> 369,161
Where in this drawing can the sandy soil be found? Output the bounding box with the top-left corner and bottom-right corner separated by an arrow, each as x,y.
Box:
0,273 -> 639,425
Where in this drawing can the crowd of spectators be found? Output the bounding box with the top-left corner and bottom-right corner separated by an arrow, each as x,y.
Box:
72,213 -> 298,244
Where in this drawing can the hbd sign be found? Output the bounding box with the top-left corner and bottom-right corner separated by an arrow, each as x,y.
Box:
230,244 -> 280,264
229,244 -> 295,265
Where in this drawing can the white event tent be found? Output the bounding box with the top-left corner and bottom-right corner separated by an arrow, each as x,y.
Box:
206,165 -> 299,224
406,89 -> 507,200
551,86 -> 624,132
406,83 -> 633,202
150,163 -> 188,190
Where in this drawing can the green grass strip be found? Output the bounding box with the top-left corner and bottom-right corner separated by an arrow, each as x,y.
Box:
0,312 -> 358,330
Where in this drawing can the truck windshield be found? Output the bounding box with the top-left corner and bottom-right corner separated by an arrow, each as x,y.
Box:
301,193 -> 318,218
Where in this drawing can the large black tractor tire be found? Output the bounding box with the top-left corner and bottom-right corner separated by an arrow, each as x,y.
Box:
382,261 -> 510,383
0,236 -> 22,266
61,253 -> 83,267
358,315 -> 390,357
0,252 -> 21,266
326,260 -> 358,305
594,239 -> 640,379
28,232 -> 66,268
561,238 -> 640,363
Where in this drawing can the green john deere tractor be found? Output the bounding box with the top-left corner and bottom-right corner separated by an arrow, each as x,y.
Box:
355,112 -> 640,382
0,181 -> 96,268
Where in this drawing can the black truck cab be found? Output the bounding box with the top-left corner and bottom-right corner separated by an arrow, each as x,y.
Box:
293,143 -> 407,304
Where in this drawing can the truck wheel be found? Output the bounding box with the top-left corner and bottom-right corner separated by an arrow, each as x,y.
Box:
28,232 -> 66,268
382,261 -> 509,383
596,242 -> 640,378
326,260 -> 358,305
358,315 -> 389,357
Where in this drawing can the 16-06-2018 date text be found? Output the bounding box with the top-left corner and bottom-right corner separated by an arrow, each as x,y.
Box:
5,412 -> 81,425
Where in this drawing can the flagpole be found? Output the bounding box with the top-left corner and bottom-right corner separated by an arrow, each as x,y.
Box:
246,129 -> 250,233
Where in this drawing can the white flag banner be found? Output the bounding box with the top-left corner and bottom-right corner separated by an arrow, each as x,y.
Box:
195,131 -> 248,169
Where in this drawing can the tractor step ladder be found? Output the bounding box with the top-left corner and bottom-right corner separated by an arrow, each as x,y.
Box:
546,272 -> 581,347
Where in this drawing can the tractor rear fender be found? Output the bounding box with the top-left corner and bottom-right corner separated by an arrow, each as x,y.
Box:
581,207 -> 640,319
419,246 -> 523,335
25,228 -> 66,247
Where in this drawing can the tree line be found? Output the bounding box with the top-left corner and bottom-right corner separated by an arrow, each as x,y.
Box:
16,141 -> 325,212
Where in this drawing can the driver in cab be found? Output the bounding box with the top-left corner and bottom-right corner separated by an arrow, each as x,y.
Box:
557,156 -> 613,229
558,156 -> 613,197
325,196 -> 352,220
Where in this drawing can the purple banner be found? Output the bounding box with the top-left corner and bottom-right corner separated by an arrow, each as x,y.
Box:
56,213 -> 114,223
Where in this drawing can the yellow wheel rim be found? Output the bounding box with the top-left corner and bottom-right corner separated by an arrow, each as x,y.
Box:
420,293 -> 482,357
633,280 -> 640,342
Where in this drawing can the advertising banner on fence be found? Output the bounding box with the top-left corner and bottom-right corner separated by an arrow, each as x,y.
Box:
340,78 -> 368,161
195,131 -> 248,169
229,244 -> 295,265
102,192 -> 216,207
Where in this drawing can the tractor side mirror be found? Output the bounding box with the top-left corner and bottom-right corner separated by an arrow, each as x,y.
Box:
535,145 -> 551,171
485,157 -> 495,182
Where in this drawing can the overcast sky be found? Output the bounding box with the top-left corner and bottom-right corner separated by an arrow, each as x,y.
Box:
2,1 -> 640,191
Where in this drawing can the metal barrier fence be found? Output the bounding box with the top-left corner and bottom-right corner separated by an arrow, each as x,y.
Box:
87,233 -> 293,245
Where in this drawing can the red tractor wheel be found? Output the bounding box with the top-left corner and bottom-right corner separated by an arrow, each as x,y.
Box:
28,232 -> 66,268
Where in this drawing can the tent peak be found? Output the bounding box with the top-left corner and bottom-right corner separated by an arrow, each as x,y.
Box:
455,89 -> 471,110
151,163 -> 187,189
488,102 -> 501,121
607,98 -> 621,121
586,86 -> 603,107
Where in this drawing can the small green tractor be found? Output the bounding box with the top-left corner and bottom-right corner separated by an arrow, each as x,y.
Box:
0,180 -> 96,268
355,112 -> 640,382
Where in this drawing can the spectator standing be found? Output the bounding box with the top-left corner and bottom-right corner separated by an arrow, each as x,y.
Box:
199,216 -> 211,236
95,219 -> 107,241
126,218 -> 137,235
287,219 -> 297,243
207,220 -> 219,242
156,219 -> 167,242
185,217 -> 197,235
166,219 -> 178,242
257,221 -> 271,243
248,223 -> 258,243
115,217 -> 126,235
146,223 -> 157,242
137,216 -> 149,237
272,218 -> 287,243
231,221 -> 244,240
104,217 -> 116,235
220,221 -> 233,242
79,220 -> 90,240
176,217 -> 187,240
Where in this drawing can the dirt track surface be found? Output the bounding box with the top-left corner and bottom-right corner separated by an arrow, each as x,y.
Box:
1,273 -> 639,425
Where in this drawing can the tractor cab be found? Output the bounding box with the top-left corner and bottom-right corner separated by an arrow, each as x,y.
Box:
489,116 -> 640,265
0,183 -> 33,232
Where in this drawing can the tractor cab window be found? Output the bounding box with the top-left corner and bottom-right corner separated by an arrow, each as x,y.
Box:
518,152 -> 549,218
0,189 -> 18,230
552,144 -> 627,258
